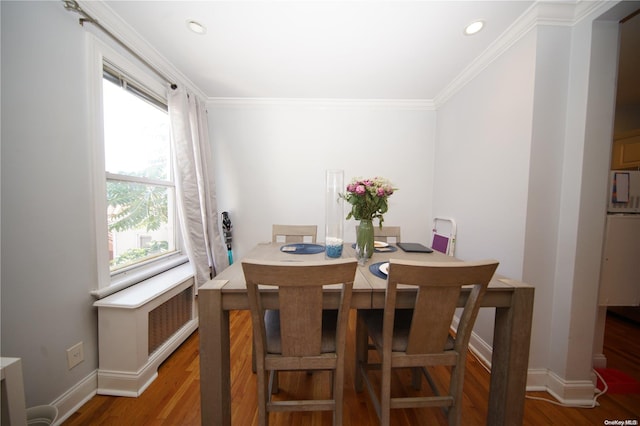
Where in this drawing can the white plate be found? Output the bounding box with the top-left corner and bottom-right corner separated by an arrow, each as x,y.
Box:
374,241 -> 389,248
379,262 -> 389,275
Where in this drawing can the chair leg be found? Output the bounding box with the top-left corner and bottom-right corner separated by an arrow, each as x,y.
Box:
380,359 -> 392,426
355,311 -> 368,392
447,364 -> 464,426
333,368 -> 344,426
257,369 -> 269,426
251,339 -> 257,373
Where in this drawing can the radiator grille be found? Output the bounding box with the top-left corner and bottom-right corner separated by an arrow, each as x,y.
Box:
148,287 -> 193,355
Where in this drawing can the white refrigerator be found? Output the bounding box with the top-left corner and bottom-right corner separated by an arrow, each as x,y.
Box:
598,171 -> 640,306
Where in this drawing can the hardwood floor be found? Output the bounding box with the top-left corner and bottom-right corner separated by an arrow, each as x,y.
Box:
63,309 -> 640,425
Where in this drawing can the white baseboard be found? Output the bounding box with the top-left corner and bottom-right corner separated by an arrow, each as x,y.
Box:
545,369 -> 597,404
524,368 -> 549,391
97,369 -> 159,397
593,353 -> 607,369
467,329 -> 597,404
50,371 -> 97,426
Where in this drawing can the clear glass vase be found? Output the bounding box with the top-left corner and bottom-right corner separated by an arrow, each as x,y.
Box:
355,219 -> 374,265
325,170 -> 344,258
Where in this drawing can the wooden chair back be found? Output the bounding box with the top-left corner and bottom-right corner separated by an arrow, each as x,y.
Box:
356,225 -> 401,243
272,224 -> 317,243
385,259 -> 497,355
242,258 -> 357,425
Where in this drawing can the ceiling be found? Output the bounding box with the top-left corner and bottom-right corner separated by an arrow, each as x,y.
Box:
92,1 -> 638,103
100,0 -> 534,100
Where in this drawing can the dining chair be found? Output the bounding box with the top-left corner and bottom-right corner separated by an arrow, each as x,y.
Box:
356,225 -> 401,243
354,259 -> 499,425
251,224 -> 320,373
242,258 -> 358,426
272,224 -> 317,243
431,217 -> 456,256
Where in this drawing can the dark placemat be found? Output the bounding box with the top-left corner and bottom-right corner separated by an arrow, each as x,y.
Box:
280,243 -> 325,254
396,242 -> 433,253
351,243 -> 398,253
369,262 -> 389,279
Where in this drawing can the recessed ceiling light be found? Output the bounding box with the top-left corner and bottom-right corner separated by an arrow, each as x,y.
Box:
464,20 -> 484,36
187,20 -> 207,35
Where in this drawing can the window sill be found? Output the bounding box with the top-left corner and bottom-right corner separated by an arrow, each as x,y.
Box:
93,262 -> 194,309
92,254 -> 189,300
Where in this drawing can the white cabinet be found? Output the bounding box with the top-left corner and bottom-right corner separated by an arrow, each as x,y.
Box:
611,129 -> 640,170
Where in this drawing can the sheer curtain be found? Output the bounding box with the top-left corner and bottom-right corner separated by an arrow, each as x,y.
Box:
168,86 -> 229,286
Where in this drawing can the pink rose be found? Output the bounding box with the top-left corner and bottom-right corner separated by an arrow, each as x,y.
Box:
355,185 -> 366,195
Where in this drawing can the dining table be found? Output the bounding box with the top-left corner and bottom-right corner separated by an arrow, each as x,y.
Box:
198,241 -> 534,425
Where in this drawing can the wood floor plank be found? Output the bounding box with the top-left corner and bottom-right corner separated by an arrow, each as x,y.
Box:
63,309 -> 640,425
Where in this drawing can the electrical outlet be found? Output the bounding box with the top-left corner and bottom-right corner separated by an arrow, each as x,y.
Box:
66,342 -> 84,369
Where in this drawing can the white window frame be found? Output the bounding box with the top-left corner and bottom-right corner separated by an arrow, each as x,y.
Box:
89,37 -> 186,297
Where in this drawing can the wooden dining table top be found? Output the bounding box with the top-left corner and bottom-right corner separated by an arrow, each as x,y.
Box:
212,241 -> 526,305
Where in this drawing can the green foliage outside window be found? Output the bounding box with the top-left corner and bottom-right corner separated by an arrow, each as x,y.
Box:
110,241 -> 169,267
107,161 -> 172,268
107,181 -> 168,233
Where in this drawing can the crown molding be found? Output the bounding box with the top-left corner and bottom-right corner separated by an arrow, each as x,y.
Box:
76,1 -> 207,100
207,97 -> 436,111
433,0 -> 617,108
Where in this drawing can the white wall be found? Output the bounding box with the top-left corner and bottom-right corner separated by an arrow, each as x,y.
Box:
434,30 -> 537,349
1,0 -> 99,408
209,99 -> 436,260
523,24 -> 573,376
561,17 -> 619,380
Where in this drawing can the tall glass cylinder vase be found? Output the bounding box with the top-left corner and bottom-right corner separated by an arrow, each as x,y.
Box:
325,169 -> 344,258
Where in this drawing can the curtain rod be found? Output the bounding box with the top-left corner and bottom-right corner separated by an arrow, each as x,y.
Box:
63,0 -> 177,90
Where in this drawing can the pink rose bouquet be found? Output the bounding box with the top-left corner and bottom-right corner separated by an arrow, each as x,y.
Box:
342,177 -> 396,225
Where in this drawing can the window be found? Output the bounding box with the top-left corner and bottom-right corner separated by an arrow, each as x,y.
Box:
101,62 -> 179,278
89,40 -> 187,297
